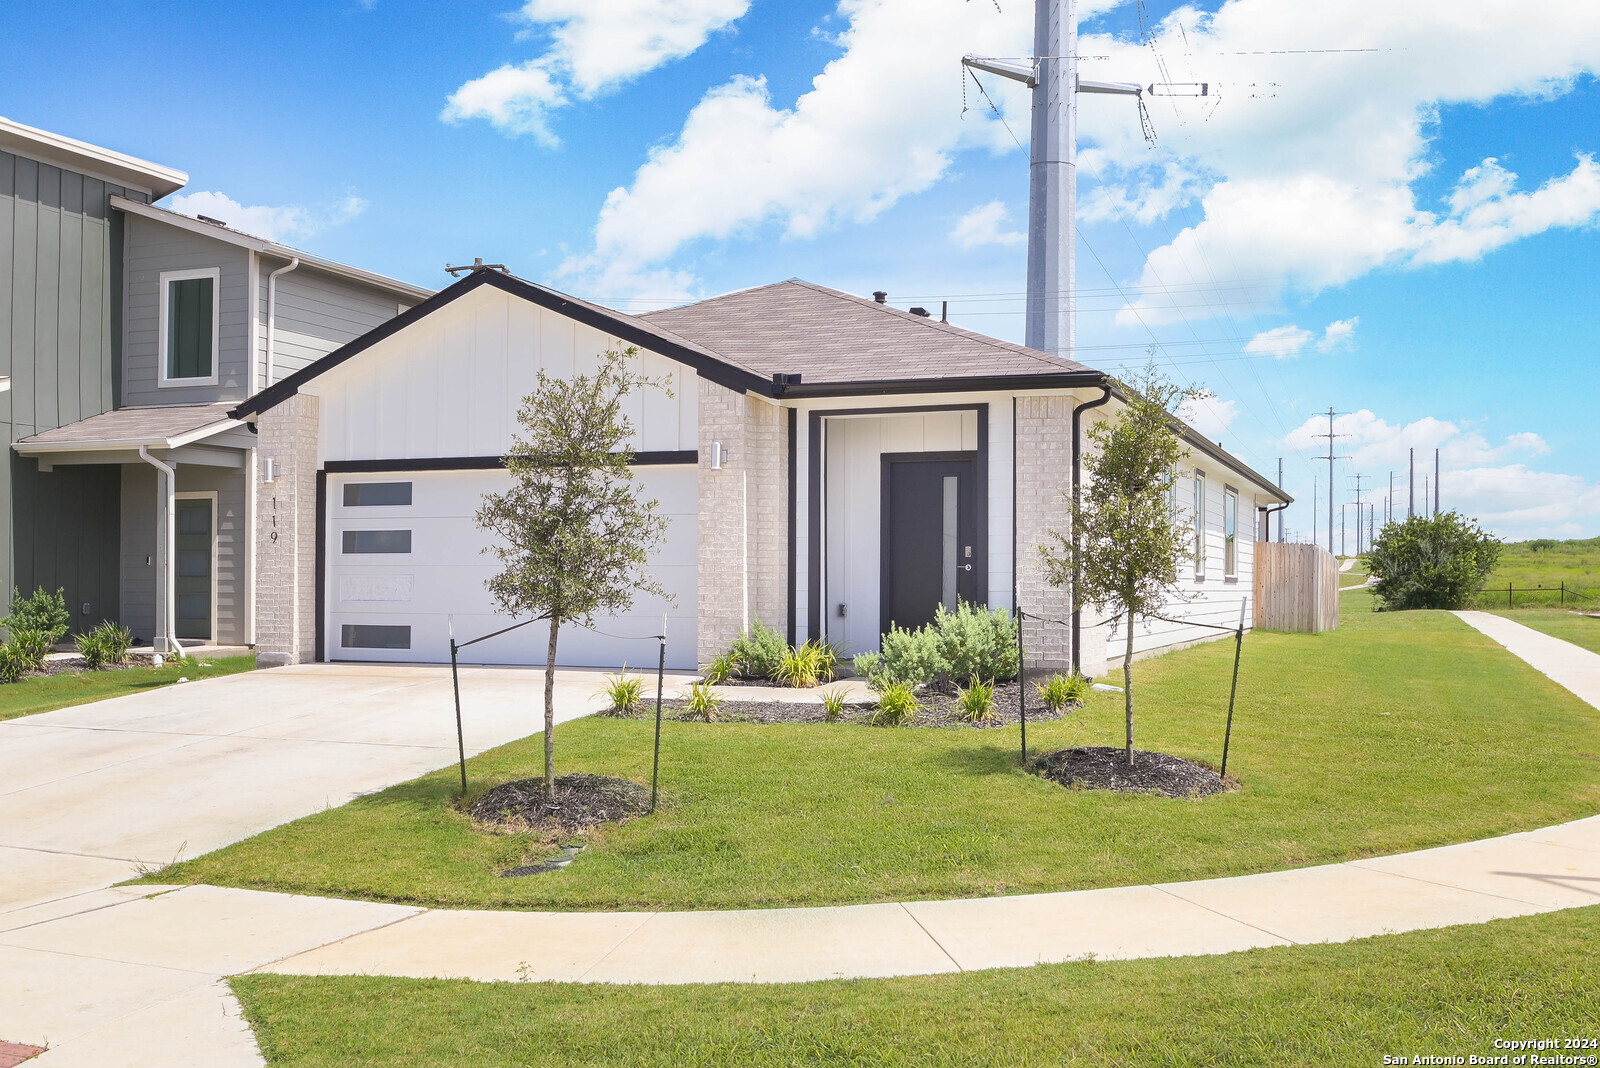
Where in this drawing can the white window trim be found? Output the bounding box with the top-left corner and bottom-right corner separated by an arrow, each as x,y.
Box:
1193,470 -> 1207,580
158,267 -> 221,387
174,490 -> 219,644
1224,486 -> 1239,580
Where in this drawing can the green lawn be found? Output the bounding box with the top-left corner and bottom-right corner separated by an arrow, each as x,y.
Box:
232,904 -> 1600,1068
0,655 -> 256,722
1337,556 -> 1370,589
137,590 -> 1600,910
1480,535 -> 1600,607
1486,608 -> 1600,656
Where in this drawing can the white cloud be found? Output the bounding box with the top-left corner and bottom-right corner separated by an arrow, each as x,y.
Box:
1180,393 -> 1238,439
952,200 -> 1026,249
562,0 -> 1037,294
443,0 -> 750,145
1316,317 -> 1359,352
162,190 -> 367,242
1087,0 -> 1600,326
1243,324 -> 1313,358
1282,409 -> 1586,538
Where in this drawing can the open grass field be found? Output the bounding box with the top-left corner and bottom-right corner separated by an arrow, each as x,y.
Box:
1479,535 -> 1600,608
1485,607 -> 1600,656
139,589 -> 1600,910
232,904 -> 1600,1068
0,655 -> 255,722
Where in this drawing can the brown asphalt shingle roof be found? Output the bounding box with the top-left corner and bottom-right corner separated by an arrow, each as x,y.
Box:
640,280 -> 1096,386
16,402 -> 237,447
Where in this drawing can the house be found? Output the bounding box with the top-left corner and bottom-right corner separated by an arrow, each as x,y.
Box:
0,116 -> 430,649
231,268 -> 1291,677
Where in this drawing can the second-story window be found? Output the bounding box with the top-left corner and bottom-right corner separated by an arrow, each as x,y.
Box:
161,268 -> 219,384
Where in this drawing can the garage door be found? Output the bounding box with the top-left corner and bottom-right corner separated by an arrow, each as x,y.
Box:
325,466 -> 697,669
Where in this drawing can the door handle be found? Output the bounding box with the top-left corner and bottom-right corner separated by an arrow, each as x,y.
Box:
959,564 -> 972,571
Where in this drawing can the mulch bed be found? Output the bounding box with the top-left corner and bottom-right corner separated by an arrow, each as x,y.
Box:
1031,746 -> 1233,798
468,773 -> 652,837
34,652 -> 161,677
647,678 -> 1079,729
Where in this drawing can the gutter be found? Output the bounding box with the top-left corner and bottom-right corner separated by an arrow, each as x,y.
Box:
775,371 -> 1104,400
266,257 -> 301,386
137,446 -> 179,654
1070,384 -> 1113,675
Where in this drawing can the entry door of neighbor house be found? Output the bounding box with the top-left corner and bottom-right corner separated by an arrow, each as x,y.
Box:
880,452 -> 980,636
175,495 -> 214,642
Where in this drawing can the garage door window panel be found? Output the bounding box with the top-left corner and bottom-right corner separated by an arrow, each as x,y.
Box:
341,624 -> 411,650
343,482 -> 413,507
342,529 -> 412,554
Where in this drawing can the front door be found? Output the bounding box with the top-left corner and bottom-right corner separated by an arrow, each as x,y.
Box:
175,496 -> 214,642
881,452 -> 980,635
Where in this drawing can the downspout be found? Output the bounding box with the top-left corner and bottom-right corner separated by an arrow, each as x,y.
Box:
265,257 -> 301,387
1263,502 -> 1289,542
1070,383 -> 1113,674
138,446 -> 178,655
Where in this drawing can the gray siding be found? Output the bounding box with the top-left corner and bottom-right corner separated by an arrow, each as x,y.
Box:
120,463 -> 157,639
119,462 -> 248,645
122,214 -> 252,406
0,149 -> 144,617
259,257 -> 407,385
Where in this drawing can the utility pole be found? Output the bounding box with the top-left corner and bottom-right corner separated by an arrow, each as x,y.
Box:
1312,475 -> 1318,549
1434,448 -> 1440,515
963,0 -> 1144,357
1276,457 -> 1284,542
1350,473 -> 1367,555
1315,408 -> 1348,557
1409,448 -> 1415,518
1340,505 -> 1346,557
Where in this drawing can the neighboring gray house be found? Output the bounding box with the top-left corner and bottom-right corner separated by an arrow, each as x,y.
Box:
1,116 -> 429,650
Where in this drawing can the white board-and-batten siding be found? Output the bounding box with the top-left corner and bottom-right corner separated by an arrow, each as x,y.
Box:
309,285 -> 697,462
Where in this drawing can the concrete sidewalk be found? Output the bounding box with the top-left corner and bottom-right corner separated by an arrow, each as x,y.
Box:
1454,610 -> 1600,711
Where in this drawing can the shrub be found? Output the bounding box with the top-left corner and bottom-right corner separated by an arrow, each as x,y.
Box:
954,676 -> 996,723
703,653 -> 735,686
820,686 -> 849,722
1037,671 -> 1091,713
76,621 -> 133,670
868,602 -> 1019,688
851,651 -> 881,680
874,624 -> 947,686
776,640 -> 836,688
597,671 -> 646,716
684,680 -> 721,722
5,623 -> 52,673
0,642 -> 32,683
871,680 -> 920,726
1368,512 -> 1503,611
728,619 -> 785,680
6,587 -> 71,647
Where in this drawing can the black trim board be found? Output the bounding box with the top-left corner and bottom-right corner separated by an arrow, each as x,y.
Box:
786,406 -> 797,647
778,372 -> 1101,399
231,270 -> 770,420
314,470 -> 327,664
322,451 -> 697,474
805,402 -> 989,646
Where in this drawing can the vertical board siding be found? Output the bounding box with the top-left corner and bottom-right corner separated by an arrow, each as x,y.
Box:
1253,542 -> 1340,633
0,148 -> 137,617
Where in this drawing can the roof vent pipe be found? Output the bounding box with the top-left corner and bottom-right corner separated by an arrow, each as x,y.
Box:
872,290 -> 887,303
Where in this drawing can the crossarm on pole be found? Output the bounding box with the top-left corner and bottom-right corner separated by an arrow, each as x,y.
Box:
1077,78 -> 1143,96
961,54 -> 1038,87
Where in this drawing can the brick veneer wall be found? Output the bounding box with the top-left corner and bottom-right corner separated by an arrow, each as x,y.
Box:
1014,395 -> 1076,671
696,379 -> 789,666
254,393 -> 319,666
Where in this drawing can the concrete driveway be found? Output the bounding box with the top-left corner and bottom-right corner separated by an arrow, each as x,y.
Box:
0,662 -> 697,915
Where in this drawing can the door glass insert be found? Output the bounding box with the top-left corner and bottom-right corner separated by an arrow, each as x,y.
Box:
941,474 -> 959,609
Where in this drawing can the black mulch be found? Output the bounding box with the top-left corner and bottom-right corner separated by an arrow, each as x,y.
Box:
1031,746 -> 1233,798
650,678 -> 1080,729
35,653 -> 161,677
468,773 -> 653,836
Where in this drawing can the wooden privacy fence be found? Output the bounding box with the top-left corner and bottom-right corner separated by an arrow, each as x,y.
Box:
1253,543 -> 1339,633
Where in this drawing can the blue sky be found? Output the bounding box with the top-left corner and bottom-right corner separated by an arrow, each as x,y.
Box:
4,0 -> 1598,542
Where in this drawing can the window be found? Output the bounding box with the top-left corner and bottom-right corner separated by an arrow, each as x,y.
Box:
159,269 -> 219,384
342,529 -> 412,554
1193,471 -> 1206,578
1224,488 -> 1238,577
343,482 -> 413,507
341,624 -> 411,650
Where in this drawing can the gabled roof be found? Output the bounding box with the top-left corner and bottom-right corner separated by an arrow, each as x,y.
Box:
13,403 -> 240,453
641,280 -> 1097,393
0,115 -> 187,199
111,196 -> 434,303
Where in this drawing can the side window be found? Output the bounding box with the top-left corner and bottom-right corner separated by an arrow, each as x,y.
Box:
160,269 -> 218,384
1193,471 -> 1206,578
1224,488 -> 1238,577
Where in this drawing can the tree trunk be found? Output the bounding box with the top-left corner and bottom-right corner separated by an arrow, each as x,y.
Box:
543,614 -> 560,792
1123,614 -> 1136,767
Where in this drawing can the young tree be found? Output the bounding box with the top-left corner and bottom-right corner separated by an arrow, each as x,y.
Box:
476,347 -> 670,791
1367,511 -> 1502,610
1040,370 -> 1198,766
